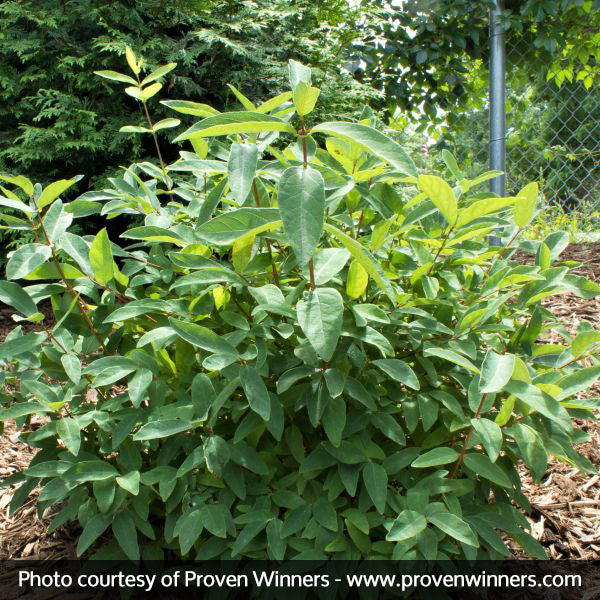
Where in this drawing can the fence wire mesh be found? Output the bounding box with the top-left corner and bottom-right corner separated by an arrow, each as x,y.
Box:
439,34 -> 599,220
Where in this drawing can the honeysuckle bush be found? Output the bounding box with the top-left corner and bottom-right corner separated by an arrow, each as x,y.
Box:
1,54 -> 600,563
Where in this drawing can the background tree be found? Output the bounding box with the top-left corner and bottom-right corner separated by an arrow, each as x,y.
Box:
0,0 -> 377,187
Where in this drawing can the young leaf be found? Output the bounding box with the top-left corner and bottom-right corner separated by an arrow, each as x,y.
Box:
89,228 -> 114,286
418,175 -> 457,226
288,59 -> 312,89
312,122 -> 417,177
175,112 -> 295,141
296,288 -> 343,361
227,83 -> 256,110
278,165 -> 325,266
37,177 -> 81,210
514,182 -> 539,228
293,81 -> 320,116
95,70 -> 138,85
141,63 -> 177,86
346,259 -> 368,299
160,100 -> 219,117
323,224 -> 396,305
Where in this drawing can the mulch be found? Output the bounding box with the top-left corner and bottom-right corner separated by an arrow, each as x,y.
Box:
0,243 -> 598,561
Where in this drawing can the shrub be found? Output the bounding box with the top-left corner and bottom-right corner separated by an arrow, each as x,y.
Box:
1,56 -> 599,562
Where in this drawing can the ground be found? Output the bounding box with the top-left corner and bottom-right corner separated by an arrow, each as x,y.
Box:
0,243 -> 598,561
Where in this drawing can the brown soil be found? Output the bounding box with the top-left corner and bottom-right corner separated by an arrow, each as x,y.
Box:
0,243 -> 599,560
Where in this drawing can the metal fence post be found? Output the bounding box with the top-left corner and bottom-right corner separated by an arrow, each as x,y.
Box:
488,0 -> 506,246
489,0 -> 506,197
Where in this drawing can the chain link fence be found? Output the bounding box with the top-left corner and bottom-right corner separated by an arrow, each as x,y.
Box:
439,35 -> 599,223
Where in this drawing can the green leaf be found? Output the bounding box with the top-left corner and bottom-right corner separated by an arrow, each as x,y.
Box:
289,59 -> 312,89
571,331 -> 600,357
119,125 -> 151,134
152,118 -> 180,131
278,165 -> 325,266
312,122 -> 416,177
0,332 -> 45,361
89,228 -> 113,286
128,368 -> 152,408
256,92 -> 293,114
122,226 -> 185,245
322,395 -> 346,447
514,182 -> 539,228
418,175 -> 457,226
228,143 -> 259,206
95,70 -> 137,84
141,63 -> 177,86
204,435 -> 230,476
296,288 -> 343,361
504,380 -> 572,431
0,174 -> 34,197
227,83 -> 256,110
323,223 -> 396,305
175,111 -> 295,141
37,177 -> 81,210
0,281 -> 37,316
196,208 -> 281,245
411,448 -> 458,468
63,460 -> 118,482
57,417 -> 81,456
6,244 -> 52,280
169,318 -> 238,358
372,359 -> 420,391
471,418 -> 503,462
441,150 -> 462,181
363,462 -> 387,514
239,365 -> 271,421
479,350 -> 515,393
76,514 -> 111,556
160,99 -> 219,117
423,347 -> 480,373
231,520 -> 268,557
455,197 -> 518,228
133,420 -> 192,440
116,471 -> 140,496
293,82 -> 320,116
386,510 -> 427,541
191,373 -> 216,420
60,232 -> 92,274
61,354 -> 81,384
311,248 -> 350,285
463,453 -> 512,488
112,510 -> 139,561
427,511 -> 479,547
557,365 -> 600,400
346,259 -> 368,299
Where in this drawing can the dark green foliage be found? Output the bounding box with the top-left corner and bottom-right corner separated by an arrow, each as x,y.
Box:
0,0 -> 376,186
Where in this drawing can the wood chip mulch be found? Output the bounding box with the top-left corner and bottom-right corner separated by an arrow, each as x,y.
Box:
0,243 -> 599,561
